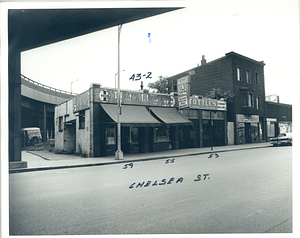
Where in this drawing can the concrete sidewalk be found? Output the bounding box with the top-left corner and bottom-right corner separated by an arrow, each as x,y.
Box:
10,142 -> 273,173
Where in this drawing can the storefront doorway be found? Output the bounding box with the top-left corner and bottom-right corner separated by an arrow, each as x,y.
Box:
203,119 -> 225,147
64,120 -> 76,153
245,123 -> 252,143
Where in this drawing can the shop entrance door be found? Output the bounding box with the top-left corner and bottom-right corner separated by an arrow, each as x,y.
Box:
64,121 -> 76,153
121,127 -> 130,154
245,122 -> 252,143
212,120 -> 225,146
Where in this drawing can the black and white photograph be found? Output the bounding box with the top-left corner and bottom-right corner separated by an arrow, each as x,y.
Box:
1,0 -> 299,237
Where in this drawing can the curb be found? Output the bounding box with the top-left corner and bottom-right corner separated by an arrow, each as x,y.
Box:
9,144 -> 273,173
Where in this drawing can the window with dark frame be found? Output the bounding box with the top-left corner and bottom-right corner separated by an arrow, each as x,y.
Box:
256,97 -> 261,109
59,116 -> 63,132
173,80 -> 177,91
246,69 -> 251,84
248,93 -> 253,107
79,111 -> 85,129
154,126 -> 169,142
237,67 -> 241,81
241,92 -> 255,108
241,93 -> 248,107
255,72 -> 260,85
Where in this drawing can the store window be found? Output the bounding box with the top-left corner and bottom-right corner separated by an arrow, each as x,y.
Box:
59,116 -> 63,132
237,67 -> 241,81
267,121 -> 275,137
130,127 -> 139,144
246,70 -> 251,83
154,126 -> 169,142
79,111 -> 85,129
106,128 -> 115,145
236,123 -> 245,140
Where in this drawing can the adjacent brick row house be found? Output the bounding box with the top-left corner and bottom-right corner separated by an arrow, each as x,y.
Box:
167,51 -> 292,145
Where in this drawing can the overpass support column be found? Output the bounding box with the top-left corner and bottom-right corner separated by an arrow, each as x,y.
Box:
9,50 -> 27,168
43,104 -> 47,142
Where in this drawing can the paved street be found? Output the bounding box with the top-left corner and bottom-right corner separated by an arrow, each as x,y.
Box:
9,146 -> 292,235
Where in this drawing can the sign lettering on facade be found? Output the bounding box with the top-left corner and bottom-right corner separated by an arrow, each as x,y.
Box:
94,87 -> 175,107
73,89 -> 91,112
236,114 -> 259,123
188,96 -> 227,111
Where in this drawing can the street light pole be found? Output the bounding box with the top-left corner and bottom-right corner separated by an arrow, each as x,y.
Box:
115,24 -> 123,160
71,79 -> 78,94
115,70 -> 125,89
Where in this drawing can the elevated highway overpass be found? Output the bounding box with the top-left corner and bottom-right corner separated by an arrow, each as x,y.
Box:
21,74 -> 77,142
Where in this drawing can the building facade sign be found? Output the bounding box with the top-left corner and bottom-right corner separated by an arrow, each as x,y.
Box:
177,76 -> 189,96
73,89 -> 91,112
178,96 -> 188,109
188,96 -> 227,111
236,114 -> 259,123
94,87 -> 175,107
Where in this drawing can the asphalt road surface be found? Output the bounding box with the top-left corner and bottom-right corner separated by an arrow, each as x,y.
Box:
9,146 -> 292,235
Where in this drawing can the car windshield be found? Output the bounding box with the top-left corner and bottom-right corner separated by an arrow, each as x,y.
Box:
278,133 -> 286,137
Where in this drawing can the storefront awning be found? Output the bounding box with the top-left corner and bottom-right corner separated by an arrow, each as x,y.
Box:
150,107 -> 192,125
101,104 -> 161,126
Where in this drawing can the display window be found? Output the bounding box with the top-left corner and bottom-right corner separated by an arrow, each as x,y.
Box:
236,123 -> 245,139
106,128 -> 115,145
154,126 -> 169,142
130,127 -> 139,144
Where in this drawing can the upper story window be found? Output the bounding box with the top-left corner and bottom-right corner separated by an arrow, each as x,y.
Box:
241,92 -> 254,108
246,70 -> 251,84
79,111 -> 85,129
248,93 -> 253,107
173,80 -> 177,92
237,67 -> 241,81
255,72 -> 260,85
256,97 -> 261,110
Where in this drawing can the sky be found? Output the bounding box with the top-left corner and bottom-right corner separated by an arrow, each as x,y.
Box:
19,0 -> 299,104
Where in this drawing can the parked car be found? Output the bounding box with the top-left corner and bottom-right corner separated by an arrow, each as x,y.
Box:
270,132 -> 292,146
21,127 -> 42,146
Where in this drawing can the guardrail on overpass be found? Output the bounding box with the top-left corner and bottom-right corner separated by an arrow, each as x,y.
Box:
21,74 -> 77,105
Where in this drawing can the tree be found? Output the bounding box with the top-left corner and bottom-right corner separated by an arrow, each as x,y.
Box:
204,87 -> 235,101
147,76 -> 168,94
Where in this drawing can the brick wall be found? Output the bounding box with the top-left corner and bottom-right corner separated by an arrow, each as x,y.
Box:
265,102 -> 292,121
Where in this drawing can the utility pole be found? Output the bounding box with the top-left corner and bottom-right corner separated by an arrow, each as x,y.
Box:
115,24 -> 124,160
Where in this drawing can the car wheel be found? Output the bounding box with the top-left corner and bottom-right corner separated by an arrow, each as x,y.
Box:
31,137 -> 39,145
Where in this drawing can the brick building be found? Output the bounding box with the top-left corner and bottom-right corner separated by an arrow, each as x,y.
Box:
265,101 -> 292,140
168,52 -> 267,145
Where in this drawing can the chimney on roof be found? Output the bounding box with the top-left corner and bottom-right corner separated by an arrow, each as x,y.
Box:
201,55 -> 206,65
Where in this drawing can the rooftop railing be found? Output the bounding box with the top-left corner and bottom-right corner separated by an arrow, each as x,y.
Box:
21,74 -> 78,96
